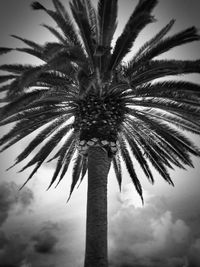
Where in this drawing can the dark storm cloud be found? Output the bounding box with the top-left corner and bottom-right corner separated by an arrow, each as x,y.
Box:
0,182 -> 34,226
32,221 -> 59,254
0,221 -> 60,267
0,230 -> 8,249
0,232 -> 29,267
0,182 -> 34,266
108,191 -> 200,267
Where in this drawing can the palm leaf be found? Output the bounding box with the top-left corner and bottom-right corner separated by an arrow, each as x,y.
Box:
47,130 -> 75,163
0,89 -> 48,118
55,137 -> 77,186
133,0 -> 158,16
112,153 -> 122,190
0,103 -> 72,127
0,47 -> 13,55
98,0 -> 118,48
119,136 -> 143,201
0,64 -> 34,74
52,0 -> 81,46
77,156 -> 88,188
124,118 -> 174,169
41,24 -> 66,44
130,59 -> 200,86
109,13 -> 155,71
135,81 -> 200,97
126,111 -> 199,166
124,119 -> 175,184
47,147 -> 68,189
85,0 -> 99,43
135,26 -> 200,65
12,117 -> 70,168
0,75 -> 16,84
109,0 -> 158,70
133,108 -> 200,135
126,97 -> 200,117
67,153 -> 83,201
70,0 -> 95,66
19,123 -> 73,174
32,1 -> 81,47
135,112 -> 200,157
122,129 -> 154,183
11,34 -> 44,52
15,47 -> 43,60
125,19 -> 175,76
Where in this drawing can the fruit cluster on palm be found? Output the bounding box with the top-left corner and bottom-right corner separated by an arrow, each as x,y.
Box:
0,0 -> 200,266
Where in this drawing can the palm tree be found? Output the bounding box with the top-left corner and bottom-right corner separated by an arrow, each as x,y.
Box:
0,0 -> 200,266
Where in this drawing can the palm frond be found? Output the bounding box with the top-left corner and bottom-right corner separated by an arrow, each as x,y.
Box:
0,47 -> 13,55
137,112 -> 200,157
19,123 -> 73,175
126,19 -> 175,76
124,119 -> 175,184
41,24 -> 66,44
0,89 -> 48,118
15,47 -> 43,60
130,59 -> 200,86
122,129 -> 154,183
55,137 -> 77,186
0,75 -> 16,84
98,0 -> 118,48
12,117 -> 70,168
52,0 -> 82,46
1,67 -> 43,100
43,50 -> 78,74
126,97 -> 200,118
0,64 -> 34,74
133,0 -> 158,16
0,102 -> 73,127
67,153 -> 83,200
47,147 -> 67,189
70,0 -> 95,66
0,117 -> 54,153
47,130 -> 75,162
77,156 -> 88,188
135,81 -> 200,97
112,153 -> 122,190
133,108 -> 200,135
11,34 -> 43,52
109,0 -> 158,70
119,136 -> 143,202
85,0 -> 99,43
126,110 -> 200,165
109,13 -> 155,71
124,118 -> 174,169
31,1 -> 46,10
134,26 -> 200,67
32,1 -> 82,47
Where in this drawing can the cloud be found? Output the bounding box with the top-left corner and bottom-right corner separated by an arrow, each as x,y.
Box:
109,185 -> 192,267
0,182 -> 34,226
0,232 -> 30,267
0,221 -> 60,267
0,182 -> 34,266
32,221 -> 59,254
187,239 -> 200,267
0,230 -> 8,249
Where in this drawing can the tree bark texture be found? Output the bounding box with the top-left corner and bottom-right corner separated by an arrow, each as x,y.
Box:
84,146 -> 111,267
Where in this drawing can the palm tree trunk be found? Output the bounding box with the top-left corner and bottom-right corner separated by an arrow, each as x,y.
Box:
84,146 -> 111,267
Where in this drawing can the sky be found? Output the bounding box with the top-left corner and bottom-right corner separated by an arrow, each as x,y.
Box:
0,0 -> 200,266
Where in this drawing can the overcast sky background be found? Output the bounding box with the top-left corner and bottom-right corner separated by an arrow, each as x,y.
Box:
0,1 -> 200,267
